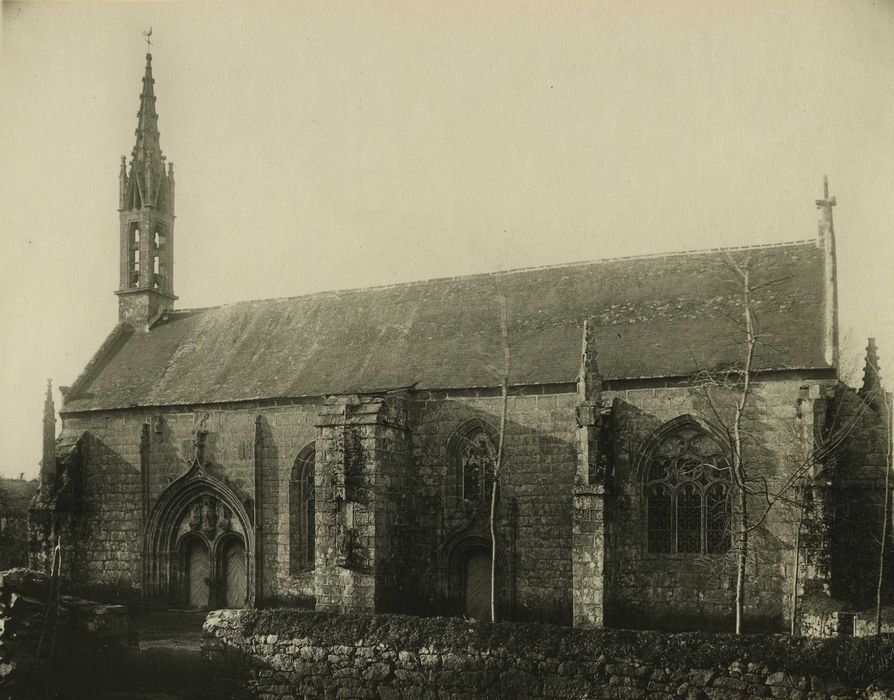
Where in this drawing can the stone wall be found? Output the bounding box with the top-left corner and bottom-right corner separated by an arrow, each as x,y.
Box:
829,385 -> 893,608
0,568 -> 130,696
44,373 -> 885,629
408,389 -> 578,622
602,378 -> 834,630
47,401 -> 320,601
201,609 -> 894,699
48,387 -> 580,621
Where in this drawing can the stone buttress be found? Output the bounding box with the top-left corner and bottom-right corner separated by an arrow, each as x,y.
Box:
572,321 -> 610,628
313,394 -> 411,613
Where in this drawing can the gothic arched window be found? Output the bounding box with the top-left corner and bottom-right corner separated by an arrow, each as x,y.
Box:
643,422 -> 731,555
461,431 -> 497,503
289,444 -> 315,573
449,422 -> 498,505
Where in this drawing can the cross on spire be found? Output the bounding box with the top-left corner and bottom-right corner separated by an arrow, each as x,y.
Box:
815,174 -> 836,212
143,27 -> 153,53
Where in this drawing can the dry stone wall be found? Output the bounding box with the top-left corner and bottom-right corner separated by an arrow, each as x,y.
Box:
201,609 -> 894,699
0,568 -> 130,696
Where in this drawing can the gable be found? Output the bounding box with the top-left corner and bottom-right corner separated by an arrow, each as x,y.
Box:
62,240 -> 829,412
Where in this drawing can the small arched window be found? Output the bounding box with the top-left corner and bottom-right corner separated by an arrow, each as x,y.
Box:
289,444 -> 315,573
450,422 -> 498,505
642,421 -> 731,555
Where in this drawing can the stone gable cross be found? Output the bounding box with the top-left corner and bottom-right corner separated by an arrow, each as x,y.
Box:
815,175 -> 836,213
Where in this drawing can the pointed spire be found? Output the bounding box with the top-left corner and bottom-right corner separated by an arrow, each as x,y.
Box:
132,52 -> 163,163
860,338 -> 884,408
40,380 -> 56,495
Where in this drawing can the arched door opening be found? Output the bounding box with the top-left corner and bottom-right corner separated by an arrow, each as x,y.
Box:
464,547 -> 493,620
144,462 -> 255,608
184,538 -> 210,609
444,532 -> 513,620
221,537 -> 247,609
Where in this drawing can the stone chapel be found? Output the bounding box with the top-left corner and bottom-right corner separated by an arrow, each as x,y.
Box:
30,51 -> 892,634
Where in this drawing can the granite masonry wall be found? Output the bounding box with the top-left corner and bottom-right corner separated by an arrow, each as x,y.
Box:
46,386 -> 581,622
829,385 -> 893,609
601,378 -> 837,630
201,609 -> 894,699
45,401 -> 320,602
40,372 -> 886,633
408,389 -> 579,622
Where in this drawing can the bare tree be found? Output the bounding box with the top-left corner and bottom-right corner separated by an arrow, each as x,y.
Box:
692,256 -> 874,634
873,372 -> 892,635
490,294 -> 511,623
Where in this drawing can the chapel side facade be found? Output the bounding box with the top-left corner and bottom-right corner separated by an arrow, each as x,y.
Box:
33,356 -> 891,632
29,49 -> 893,635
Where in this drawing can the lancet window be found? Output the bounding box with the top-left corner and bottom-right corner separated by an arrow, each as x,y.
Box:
289,444 -> 315,573
129,223 -> 141,287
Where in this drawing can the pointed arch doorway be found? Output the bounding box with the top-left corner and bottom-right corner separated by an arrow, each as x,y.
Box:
144,462 -> 255,609
444,531 -> 513,620
464,547 -> 493,620
185,537 -> 210,608
221,536 -> 247,609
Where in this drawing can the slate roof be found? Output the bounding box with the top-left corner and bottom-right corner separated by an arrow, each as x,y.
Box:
62,240 -> 830,412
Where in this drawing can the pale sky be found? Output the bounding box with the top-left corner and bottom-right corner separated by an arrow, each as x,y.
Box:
1,1 -> 892,479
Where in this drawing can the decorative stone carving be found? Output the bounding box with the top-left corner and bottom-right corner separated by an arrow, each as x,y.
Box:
217,504 -> 231,533
193,412 -> 210,465
188,502 -> 202,530
201,498 -> 217,536
334,521 -> 354,569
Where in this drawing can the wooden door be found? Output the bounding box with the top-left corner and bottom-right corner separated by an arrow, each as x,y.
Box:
187,540 -> 210,609
464,550 -> 492,620
224,540 -> 247,608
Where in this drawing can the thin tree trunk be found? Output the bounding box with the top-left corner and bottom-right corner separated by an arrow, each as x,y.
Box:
736,488 -> 748,634
730,264 -> 756,635
790,486 -> 805,636
491,296 -> 510,623
875,390 -> 892,635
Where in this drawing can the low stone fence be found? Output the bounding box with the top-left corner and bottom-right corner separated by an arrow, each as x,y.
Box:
0,568 -> 130,698
202,609 -> 894,699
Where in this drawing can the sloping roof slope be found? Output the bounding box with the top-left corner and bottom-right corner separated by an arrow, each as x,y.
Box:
63,240 -> 829,412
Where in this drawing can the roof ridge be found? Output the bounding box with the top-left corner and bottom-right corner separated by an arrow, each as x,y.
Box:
171,238 -> 816,315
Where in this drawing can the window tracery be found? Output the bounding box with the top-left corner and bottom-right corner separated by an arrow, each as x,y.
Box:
458,428 -> 497,504
643,423 -> 731,554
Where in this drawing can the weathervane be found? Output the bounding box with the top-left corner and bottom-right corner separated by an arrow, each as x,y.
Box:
143,27 -> 153,52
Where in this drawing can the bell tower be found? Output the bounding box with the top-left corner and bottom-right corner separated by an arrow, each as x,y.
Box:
115,48 -> 177,328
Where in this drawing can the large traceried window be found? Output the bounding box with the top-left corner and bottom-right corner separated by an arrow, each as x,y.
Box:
289,444 -> 315,573
643,421 -> 731,555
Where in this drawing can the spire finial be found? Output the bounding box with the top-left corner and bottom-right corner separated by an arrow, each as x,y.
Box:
143,27 -> 153,54
40,379 -> 56,495
860,337 -> 884,407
